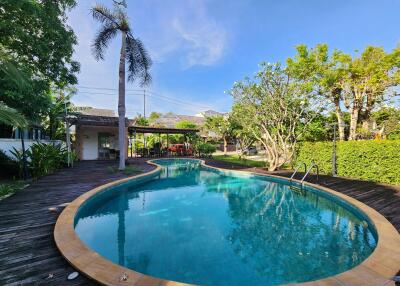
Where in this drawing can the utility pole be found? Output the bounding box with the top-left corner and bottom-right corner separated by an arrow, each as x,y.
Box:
65,99 -> 72,167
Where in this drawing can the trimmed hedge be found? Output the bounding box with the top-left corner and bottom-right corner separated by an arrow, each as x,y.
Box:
296,140 -> 400,185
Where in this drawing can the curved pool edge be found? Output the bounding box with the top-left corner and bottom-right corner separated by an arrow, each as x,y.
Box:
54,158 -> 400,286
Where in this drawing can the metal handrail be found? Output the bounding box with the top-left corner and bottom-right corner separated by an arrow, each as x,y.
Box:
300,161 -> 319,185
290,162 -> 307,182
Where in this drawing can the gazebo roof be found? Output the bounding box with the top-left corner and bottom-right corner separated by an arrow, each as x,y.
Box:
128,125 -> 199,134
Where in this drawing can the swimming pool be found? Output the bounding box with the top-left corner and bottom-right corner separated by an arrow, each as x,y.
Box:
74,159 -> 377,286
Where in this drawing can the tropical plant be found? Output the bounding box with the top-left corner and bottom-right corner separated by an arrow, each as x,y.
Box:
231,62 -> 321,171
0,1 -> 79,121
343,46 -> 400,140
205,115 -> 235,155
0,150 -> 19,179
148,111 -> 161,123
0,103 -> 27,128
10,142 -> 70,178
91,1 -> 152,170
230,103 -> 255,157
44,87 -> 76,140
286,44 -> 350,140
175,120 -> 197,129
194,142 -> 216,158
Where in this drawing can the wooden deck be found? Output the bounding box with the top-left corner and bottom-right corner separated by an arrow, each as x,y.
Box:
0,160 -> 155,286
0,158 -> 398,285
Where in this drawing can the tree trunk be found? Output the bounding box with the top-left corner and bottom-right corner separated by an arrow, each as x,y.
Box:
349,105 -> 359,141
268,156 -> 278,171
118,31 -> 127,170
223,136 -> 227,155
333,98 -> 345,141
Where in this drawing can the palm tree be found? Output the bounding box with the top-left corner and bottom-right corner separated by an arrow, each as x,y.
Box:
91,1 -> 152,170
0,49 -> 28,128
0,102 -> 27,128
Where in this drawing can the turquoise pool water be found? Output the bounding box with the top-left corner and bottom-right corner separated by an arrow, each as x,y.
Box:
75,159 -> 377,286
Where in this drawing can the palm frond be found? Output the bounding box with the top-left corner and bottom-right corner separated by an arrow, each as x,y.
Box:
92,23 -> 118,60
126,35 -> 152,86
0,103 -> 28,128
91,4 -> 119,27
0,49 -> 30,90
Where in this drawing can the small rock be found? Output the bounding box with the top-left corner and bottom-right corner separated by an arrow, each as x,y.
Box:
67,272 -> 79,280
46,273 -> 54,279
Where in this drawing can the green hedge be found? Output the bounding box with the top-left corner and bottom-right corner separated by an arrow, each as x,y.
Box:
296,140 -> 400,185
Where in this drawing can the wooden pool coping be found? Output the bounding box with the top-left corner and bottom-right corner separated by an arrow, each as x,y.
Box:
54,159 -> 400,286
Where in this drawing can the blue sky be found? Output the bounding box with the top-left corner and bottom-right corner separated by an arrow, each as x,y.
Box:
68,0 -> 400,117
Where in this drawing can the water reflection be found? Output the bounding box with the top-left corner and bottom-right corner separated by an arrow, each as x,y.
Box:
75,160 -> 376,286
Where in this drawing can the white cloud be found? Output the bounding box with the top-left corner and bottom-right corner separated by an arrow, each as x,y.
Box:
140,0 -> 228,68
66,0 -> 230,116
172,17 -> 226,68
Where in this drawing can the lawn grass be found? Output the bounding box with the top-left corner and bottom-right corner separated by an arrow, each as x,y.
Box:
213,155 -> 266,168
0,181 -> 27,199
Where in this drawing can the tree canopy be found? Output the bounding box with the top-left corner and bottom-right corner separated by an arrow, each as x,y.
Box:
0,0 -> 80,121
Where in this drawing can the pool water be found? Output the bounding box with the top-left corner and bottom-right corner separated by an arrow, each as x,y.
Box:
75,159 -> 377,286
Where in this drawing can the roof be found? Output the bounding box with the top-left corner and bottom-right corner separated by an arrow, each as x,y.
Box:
74,107 -> 115,117
128,125 -> 199,134
197,110 -> 224,117
70,114 -> 134,127
152,114 -> 205,128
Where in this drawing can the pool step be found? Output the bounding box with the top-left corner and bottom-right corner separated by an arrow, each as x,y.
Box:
289,185 -> 306,196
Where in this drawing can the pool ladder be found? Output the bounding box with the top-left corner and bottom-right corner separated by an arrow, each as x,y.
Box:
290,161 -> 319,191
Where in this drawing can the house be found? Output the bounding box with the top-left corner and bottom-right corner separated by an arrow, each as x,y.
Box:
0,122 -> 61,158
70,108 -> 134,160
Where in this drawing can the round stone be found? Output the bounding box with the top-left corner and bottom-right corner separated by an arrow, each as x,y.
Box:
67,272 -> 79,280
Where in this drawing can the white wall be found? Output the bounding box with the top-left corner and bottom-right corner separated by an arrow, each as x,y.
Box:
81,129 -> 98,160
0,139 -> 62,158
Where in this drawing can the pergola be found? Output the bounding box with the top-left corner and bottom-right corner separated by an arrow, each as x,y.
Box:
127,125 -> 199,157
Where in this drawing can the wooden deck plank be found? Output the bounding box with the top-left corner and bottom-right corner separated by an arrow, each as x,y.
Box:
0,158 -> 398,285
0,160 -> 155,285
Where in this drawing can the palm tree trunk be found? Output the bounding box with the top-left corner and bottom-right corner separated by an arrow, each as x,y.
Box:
118,31 -> 127,170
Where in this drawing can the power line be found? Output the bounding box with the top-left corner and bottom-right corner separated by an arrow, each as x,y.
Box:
76,85 -> 212,110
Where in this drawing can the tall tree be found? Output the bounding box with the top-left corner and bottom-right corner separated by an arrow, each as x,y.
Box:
45,87 -> 76,140
230,103 -> 255,156
344,46 -> 400,140
0,0 -> 80,121
205,115 -> 235,155
91,2 -> 152,169
287,44 -> 350,140
231,63 -> 320,171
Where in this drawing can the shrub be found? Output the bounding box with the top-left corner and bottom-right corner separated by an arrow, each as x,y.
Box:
10,142 -> 70,179
0,181 -> 26,198
0,149 -> 19,179
296,140 -> 400,185
194,142 -> 217,157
